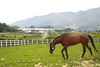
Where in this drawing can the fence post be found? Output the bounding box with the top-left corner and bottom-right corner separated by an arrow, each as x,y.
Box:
36,40 -> 38,44
23,40 -> 25,45
95,38 -> 97,42
27,40 -> 29,45
97,38 -> 99,42
32,40 -> 33,44
21,40 -> 23,46
6,40 -> 7,47
41,39 -> 43,44
10,40 -> 11,46
99,38 -> 100,42
14,40 -> 16,46
0,40 -> 3,47
93,38 -> 95,42
47,39 -> 49,44
17,40 -> 19,46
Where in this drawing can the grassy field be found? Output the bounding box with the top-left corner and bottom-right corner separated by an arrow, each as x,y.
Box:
0,42 -> 100,67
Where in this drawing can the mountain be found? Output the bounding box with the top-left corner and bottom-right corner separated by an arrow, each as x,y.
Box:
10,7 -> 100,30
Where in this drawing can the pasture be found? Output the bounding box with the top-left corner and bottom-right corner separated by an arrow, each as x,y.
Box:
0,42 -> 100,67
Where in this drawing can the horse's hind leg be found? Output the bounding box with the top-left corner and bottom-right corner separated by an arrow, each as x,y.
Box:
81,45 -> 86,58
86,45 -> 93,56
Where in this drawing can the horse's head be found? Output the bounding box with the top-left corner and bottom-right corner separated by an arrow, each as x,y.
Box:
50,43 -> 55,54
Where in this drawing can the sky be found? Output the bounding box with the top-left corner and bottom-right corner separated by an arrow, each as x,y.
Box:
0,0 -> 100,24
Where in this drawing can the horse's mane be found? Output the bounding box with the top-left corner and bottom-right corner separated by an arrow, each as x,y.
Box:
53,33 -> 69,42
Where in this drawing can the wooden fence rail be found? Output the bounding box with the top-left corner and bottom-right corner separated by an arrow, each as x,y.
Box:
0,38 -> 100,47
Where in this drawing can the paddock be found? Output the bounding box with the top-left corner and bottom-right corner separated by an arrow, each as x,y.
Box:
0,42 -> 100,67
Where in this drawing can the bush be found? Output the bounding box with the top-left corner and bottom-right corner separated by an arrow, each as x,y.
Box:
0,33 -> 41,40
46,32 -> 59,39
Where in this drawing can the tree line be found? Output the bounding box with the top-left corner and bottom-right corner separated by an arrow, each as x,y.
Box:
0,23 -> 17,32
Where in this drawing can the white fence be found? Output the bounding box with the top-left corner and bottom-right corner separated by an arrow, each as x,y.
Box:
0,39 -> 53,47
0,38 -> 100,47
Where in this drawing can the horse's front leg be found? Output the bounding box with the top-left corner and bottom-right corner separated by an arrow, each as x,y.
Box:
81,46 -> 86,58
61,48 -> 65,60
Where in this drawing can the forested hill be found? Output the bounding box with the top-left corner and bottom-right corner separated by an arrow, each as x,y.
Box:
11,7 -> 100,30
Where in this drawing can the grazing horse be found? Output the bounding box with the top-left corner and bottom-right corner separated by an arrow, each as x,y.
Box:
50,33 -> 99,60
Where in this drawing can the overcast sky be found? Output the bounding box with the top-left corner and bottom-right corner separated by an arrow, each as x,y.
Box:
0,0 -> 100,24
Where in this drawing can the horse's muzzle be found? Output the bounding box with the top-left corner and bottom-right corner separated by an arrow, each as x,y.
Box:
50,52 -> 53,54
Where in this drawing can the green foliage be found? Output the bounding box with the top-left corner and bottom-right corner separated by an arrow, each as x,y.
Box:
0,23 -> 17,32
63,27 -> 74,32
40,25 -> 54,28
0,33 -> 99,40
46,32 -> 59,39
0,33 -> 41,40
89,33 -> 100,38
0,43 -> 100,67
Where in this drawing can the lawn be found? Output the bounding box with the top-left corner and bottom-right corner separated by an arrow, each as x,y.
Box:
0,42 -> 100,67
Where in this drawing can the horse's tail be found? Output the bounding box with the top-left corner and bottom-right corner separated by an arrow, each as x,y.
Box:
87,35 -> 99,53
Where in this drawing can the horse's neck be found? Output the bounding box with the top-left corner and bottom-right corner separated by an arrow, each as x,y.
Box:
53,37 -> 62,45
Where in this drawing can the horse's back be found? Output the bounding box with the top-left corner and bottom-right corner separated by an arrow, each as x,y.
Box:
79,34 -> 89,43
63,33 -> 89,45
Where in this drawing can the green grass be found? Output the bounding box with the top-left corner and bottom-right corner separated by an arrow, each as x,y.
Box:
0,42 -> 100,67
89,33 -> 100,38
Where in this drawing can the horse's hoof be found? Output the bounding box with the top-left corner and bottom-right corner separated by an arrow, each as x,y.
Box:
65,58 -> 68,60
79,58 -> 82,60
91,56 -> 93,59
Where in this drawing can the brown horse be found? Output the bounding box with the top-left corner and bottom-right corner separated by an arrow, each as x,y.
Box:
50,33 -> 99,60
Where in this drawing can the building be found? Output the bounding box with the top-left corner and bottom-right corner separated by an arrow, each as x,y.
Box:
18,27 -> 55,37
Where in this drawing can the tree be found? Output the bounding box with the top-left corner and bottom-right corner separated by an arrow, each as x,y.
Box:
39,25 -> 54,28
63,28 -> 74,32
0,22 -> 18,32
29,26 -> 35,28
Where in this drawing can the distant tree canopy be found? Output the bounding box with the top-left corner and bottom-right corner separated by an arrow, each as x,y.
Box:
63,28 -> 74,32
0,23 -> 17,32
39,25 -> 54,28
29,26 -> 35,28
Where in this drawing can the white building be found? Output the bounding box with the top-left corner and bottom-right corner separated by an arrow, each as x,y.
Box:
18,27 -> 55,37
